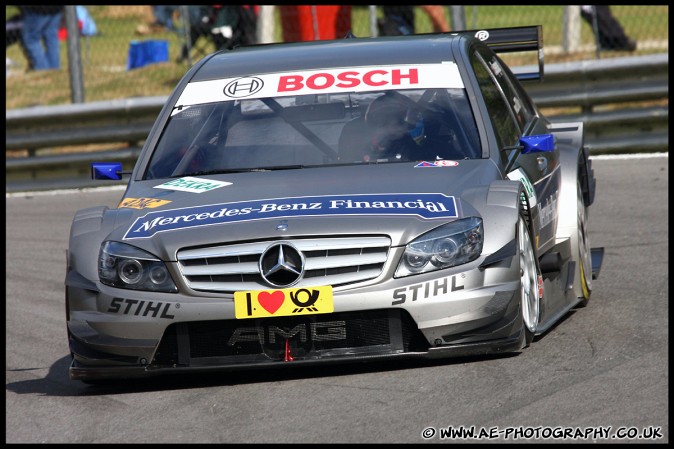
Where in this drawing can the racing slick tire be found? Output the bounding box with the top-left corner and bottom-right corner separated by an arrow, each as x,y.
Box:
518,211 -> 542,348
575,178 -> 593,307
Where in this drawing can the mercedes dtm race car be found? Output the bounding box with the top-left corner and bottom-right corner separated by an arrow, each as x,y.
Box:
66,26 -> 604,383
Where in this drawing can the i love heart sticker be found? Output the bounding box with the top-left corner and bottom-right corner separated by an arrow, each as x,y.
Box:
257,290 -> 285,314
234,286 -> 334,319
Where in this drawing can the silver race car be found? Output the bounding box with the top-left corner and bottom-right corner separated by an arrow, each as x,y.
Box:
66,26 -> 604,382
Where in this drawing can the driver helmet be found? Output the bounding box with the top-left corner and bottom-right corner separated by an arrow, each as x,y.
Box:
364,95 -> 425,153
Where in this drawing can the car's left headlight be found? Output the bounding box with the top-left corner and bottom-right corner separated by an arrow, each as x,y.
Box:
98,241 -> 178,292
395,217 -> 483,277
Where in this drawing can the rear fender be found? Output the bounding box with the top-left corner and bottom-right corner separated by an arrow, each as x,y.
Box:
551,122 -> 586,233
550,121 -> 594,300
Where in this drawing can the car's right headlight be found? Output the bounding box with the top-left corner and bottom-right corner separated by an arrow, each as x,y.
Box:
395,217 -> 483,277
98,241 -> 178,292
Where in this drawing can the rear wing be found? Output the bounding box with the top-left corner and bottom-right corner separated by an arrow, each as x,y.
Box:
454,25 -> 544,81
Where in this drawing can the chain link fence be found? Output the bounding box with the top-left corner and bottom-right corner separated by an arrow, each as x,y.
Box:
5,5 -> 669,110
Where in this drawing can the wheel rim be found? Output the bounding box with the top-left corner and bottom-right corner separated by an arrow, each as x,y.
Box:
577,182 -> 593,298
519,217 -> 540,333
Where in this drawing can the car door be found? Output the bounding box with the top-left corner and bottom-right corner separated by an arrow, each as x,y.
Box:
469,46 -> 561,253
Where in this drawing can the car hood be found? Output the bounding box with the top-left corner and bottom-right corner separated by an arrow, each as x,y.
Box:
107,161 -> 500,261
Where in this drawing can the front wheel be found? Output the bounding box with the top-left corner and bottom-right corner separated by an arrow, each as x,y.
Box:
518,214 -> 542,347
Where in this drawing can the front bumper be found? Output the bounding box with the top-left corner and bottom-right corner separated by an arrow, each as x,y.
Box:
67,250 -> 525,382
68,289 -> 525,382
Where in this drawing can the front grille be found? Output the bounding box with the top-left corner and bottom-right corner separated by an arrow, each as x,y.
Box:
151,309 -> 429,367
177,236 -> 391,293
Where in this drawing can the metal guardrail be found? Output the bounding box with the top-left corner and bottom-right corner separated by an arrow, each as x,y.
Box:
5,53 -> 668,192
521,52 -> 668,154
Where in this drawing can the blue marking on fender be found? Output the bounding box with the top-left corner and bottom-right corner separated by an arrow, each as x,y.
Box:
123,193 -> 459,239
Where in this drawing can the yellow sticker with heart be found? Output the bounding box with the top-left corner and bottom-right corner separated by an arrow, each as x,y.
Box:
234,286 -> 333,319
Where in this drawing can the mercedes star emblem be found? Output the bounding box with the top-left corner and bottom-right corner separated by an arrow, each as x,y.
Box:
259,242 -> 305,288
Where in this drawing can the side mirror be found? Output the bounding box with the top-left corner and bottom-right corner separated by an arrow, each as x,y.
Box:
519,134 -> 555,154
91,162 -> 123,180
501,134 -> 555,154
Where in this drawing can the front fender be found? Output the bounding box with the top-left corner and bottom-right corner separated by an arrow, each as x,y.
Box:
67,206 -> 112,284
462,179 -> 524,256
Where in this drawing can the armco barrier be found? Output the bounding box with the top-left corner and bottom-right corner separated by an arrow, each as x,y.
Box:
5,53 -> 668,192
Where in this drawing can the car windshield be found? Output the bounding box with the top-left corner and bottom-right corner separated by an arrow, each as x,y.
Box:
144,87 -> 481,180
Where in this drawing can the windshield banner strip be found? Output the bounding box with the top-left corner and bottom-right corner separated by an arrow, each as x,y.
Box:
176,63 -> 463,107
123,193 -> 459,239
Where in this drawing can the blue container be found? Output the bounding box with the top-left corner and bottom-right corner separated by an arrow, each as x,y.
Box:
127,40 -> 169,70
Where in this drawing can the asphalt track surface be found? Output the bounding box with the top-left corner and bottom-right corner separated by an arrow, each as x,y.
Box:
5,154 -> 668,443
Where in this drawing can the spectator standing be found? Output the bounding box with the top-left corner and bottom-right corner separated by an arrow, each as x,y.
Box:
581,5 -> 636,51
136,5 -> 179,35
378,5 -> 450,36
6,12 -> 33,71
177,5 -> 258,63
20,5 -> 64,70
421,5 -> 451,32
152,5 -> 178,31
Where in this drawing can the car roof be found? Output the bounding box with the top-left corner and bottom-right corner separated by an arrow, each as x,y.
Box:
190,34 -> 469,82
